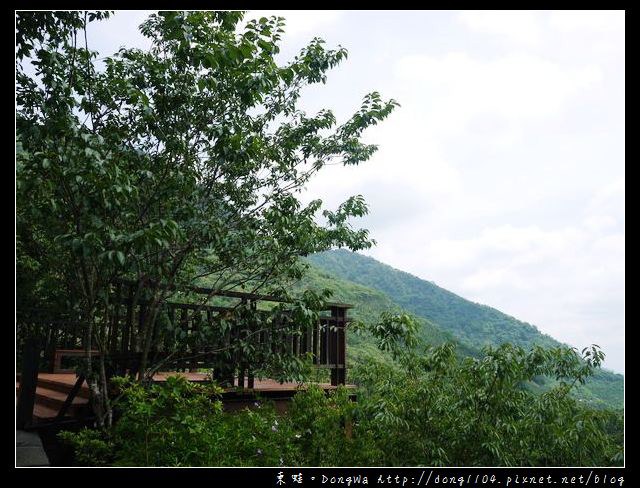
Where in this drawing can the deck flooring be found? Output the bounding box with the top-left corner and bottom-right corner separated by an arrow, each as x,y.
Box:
18,372 -> 355,422
34,372 -> 352,392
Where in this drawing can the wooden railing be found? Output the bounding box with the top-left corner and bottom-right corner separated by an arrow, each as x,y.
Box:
21,282 -> 351,388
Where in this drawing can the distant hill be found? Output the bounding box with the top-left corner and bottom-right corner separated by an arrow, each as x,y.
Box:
301,249 -> 623,409
307,249 -> 560,350
293,265 -> 479,360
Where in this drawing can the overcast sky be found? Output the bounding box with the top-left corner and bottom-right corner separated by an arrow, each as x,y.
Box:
84,10 -> 625,373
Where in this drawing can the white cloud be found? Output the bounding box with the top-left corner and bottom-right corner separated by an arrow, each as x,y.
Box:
583,214 -> 617,232
303,14 -> 622,372
245,10 -> 343,39
87,11 -> 154,55
395,51 -> 603,135
302,110 -> 464,223
66,10 -> 625,373
548,10 -> 625,33
462,267 -> 529,292
587,178 -> 625,215
457,10 -> 544,46
420,225 -> 584,271
378,214 -> 624,369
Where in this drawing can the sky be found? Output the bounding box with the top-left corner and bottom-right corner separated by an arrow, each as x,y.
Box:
84,10 -> 625,373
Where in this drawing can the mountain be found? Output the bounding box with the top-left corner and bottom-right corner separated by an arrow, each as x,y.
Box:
293,265 -> 479,360
301,249 -> 623,409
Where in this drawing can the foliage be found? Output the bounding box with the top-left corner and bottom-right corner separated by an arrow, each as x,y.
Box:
288,264 -> 477,358
58,427 -> 114,466
16,10 -> 397,425
289,385 -> 363,466
19,11 -> 623,468
308,250 -> 559,349
61,375 -> 301,466
108,375 -> 222,466
59,340 -> 622,467
347,340 -> 622,466
305,250 -> 624,408
352,311 -> 419,362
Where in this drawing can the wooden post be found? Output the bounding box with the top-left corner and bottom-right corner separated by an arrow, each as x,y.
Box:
305,323 -> 312,356
247,300 -> 256,389
17,337 -> 40,430
325,320 -> 330,366
313,321 -> 319,365
225,312 -> 234,387
330,306 -> 347,386
179,307 -> 189,372
189,310 -> 200,372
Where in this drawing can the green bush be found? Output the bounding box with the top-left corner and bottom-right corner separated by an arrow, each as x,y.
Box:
348,343 -> 623,466
58,428 -> 114,466
59,375 -> 301,466
289,385 -> 360,466
59,342 -> 623,467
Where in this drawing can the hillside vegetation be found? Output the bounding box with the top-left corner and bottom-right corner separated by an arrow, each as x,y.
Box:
301,249 -> 623,409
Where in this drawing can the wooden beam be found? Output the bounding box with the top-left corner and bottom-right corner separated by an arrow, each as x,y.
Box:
54,374 -> 85,421
114,278 -> 353,309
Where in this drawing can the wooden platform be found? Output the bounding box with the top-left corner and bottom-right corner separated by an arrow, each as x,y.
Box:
17,373 -> 355,422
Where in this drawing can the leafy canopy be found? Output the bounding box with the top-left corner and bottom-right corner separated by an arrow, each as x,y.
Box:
16,10 -> 397,424
17,11 -> 398,307
16,13 -> 397,338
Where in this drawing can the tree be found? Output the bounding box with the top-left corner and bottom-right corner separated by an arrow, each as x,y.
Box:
350,322 -> 621,466
16,10 -> 398,427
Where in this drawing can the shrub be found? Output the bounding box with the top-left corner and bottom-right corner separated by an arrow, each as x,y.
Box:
59,343 -> 623,467
58,428 -> 114,466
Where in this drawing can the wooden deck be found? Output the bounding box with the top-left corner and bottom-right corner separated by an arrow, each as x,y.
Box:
33,372 -> 348,391
17,283 -> 354,427
17,372 -> 355,422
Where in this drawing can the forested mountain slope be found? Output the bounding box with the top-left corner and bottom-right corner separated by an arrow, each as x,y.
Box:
302,249 -> 623,409
308,249 -> 559,349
